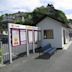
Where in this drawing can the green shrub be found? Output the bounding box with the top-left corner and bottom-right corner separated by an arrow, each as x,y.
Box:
0,57 -> 2,63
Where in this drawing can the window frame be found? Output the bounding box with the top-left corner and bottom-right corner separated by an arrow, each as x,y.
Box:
44,29 -> 54,39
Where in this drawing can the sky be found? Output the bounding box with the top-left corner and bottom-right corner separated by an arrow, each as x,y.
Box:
0,0 -> 72,19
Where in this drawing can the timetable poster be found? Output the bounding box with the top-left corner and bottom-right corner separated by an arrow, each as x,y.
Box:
28,31 -> 33,43
12,29 -> 20,46
20,30 -> 26,44
34,31 -> 38,42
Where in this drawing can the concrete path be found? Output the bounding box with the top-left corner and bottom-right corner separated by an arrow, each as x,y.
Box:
1,44 -> 72,72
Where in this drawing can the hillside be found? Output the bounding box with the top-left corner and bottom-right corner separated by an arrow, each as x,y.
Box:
0,4 -> 70,31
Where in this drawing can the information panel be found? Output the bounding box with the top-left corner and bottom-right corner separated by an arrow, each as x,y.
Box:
34,31 -> 38,42
12,29 -> 20,46
20,30 -> 26,44
28,30 -> 33,43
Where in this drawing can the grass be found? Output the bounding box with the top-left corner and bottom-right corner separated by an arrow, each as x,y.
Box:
0,57 -> 2,63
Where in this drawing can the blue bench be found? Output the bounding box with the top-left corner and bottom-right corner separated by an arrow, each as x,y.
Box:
39,44 -> 57,56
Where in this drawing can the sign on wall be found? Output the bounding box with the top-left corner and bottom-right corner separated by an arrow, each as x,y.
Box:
20,30 -> 26,44
12,29 -> 20,46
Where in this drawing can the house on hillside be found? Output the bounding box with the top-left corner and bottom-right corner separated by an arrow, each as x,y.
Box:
2,12 -> 25,23
36,16 -> 71,49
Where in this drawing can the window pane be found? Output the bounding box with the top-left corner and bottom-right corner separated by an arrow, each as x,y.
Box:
44,30 -> 53,39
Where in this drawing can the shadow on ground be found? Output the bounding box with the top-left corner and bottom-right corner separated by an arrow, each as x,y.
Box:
35,53 -> 50,59
35,49 -> 64,60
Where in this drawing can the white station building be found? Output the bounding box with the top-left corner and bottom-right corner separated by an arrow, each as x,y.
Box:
36,16 -> 71,49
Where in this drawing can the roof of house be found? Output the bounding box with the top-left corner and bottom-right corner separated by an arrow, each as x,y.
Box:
35,15 -> 71,28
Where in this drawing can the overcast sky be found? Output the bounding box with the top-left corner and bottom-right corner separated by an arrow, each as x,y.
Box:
0,0 -> 72,19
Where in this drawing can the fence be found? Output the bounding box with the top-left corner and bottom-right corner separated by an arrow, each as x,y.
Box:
2,44 -> 9,62
0,41 -> 3,64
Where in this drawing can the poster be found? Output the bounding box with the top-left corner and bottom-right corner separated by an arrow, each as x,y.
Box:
20,30 -> 26,44
12,29 -> 20,46
28,30 -> 33,43
34,31 -> 38,42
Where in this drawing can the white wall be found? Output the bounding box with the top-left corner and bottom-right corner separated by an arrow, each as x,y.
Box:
65,28 -> 70,43
36,17 -> 63,48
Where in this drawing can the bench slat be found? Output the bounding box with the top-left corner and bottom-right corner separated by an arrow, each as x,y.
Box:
39,44 -> 57,56
48,48 -> 56,55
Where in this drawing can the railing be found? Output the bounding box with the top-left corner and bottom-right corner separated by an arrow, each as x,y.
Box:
0,40 -> 3,64
2,44 -> 9,62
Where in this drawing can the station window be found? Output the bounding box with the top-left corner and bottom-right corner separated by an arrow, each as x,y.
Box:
44,30 -> 53,39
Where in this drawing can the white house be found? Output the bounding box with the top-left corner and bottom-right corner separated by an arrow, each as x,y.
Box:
36,16 -> 71,49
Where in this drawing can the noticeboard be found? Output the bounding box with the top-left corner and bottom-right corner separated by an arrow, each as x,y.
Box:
8,23 -> 41,63
20,30 -> 26,44
34,31 -> 38,42
28,30 -> 33,43
12,29 -> 20,46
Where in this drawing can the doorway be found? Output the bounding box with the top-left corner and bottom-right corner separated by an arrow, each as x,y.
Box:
63,30 -> 66,44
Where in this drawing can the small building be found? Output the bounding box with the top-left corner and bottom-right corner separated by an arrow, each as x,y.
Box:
36,16 -> 71,49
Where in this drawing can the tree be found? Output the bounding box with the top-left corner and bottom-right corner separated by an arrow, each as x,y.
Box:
55,10 -> 68,23
68,19 -> 72,24
33,6 -> 48,15
31,4 -> 68,25
0,15 -> 3,22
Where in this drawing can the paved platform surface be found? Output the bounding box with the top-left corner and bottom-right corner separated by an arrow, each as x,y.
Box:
1,44 -> 72,72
